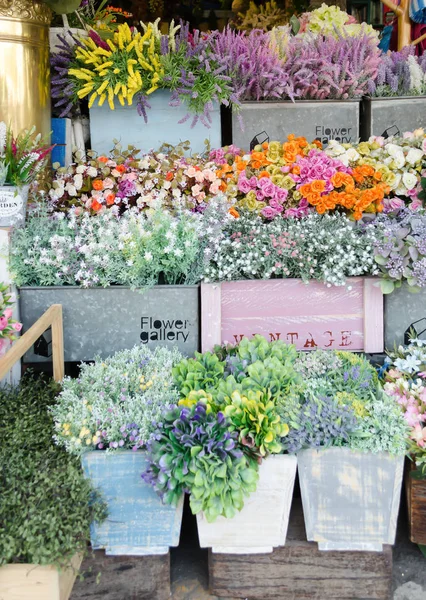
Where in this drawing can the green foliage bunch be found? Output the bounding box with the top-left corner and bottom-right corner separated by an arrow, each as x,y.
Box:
0,373 -> 107,567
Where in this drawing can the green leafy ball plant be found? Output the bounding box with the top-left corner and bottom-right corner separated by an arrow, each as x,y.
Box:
0,373 -> 107,568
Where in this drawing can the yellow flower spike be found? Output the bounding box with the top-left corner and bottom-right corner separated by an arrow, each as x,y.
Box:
98,70 -> 109,77
97,80 -> 109,95
118,31 -> 124,50
113,68 -> 120,74
127,92 -> 135,106
107,39 -> 116,52
98,93 -> 107,106
128,64 -> 135,78
126,39 -> 136,52
108,88 -> 115,110
94,47 -> 111,58
146,85 -> 158,95
85,37 -> 97,50
114,82 -> 121,95
77,85 -> 94,98
121,84 -> 127,98
118,93 -> 125,106
135,71 -> 142,86
68,69 -> 93,82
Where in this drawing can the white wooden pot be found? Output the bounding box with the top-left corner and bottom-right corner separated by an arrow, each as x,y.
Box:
298,447 -> 404,551
0,185 -> 29,227
196,454 -> 297,554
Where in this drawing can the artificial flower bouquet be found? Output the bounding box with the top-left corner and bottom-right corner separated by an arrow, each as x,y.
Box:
0,122 -> 52,188
383,338 -> 426,475
51,345 -> 183,454
0,282 -> 22,356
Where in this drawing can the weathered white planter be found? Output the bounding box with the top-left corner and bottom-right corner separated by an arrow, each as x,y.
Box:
82,451 -> 184,556
0,553 -> 82,600
361,96 -> 426,140
49,27 -> 87,53
385,284 -> 426,347
232,100 -> 360,149
19,284 -> 199,362
0,185 -> 29,227
196,455 -> 297,554
298,448 -> 404,551
89,90 -> 222,156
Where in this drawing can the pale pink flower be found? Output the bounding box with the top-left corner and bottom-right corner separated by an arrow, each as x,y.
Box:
102,177 -> 115,189
191,184 -> 202,196
411,423 -> 426,447
0,316 -> 7,330
185,166 -> 197,178
3,308 -> 12,319
194,171 -> 206,183
12,322 -> 22,332
209,181 -> 221,195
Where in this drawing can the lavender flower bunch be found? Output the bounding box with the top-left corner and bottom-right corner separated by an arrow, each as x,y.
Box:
371,48 -> 426,97
158,23 -> 234,128
208,27 -> 295,104
50,34 -> 83,119
371,208 -> 426,293
282,31 -> 381,100
143,402 -> 259,521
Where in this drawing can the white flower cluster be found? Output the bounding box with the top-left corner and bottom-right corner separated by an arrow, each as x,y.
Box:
203,212 -> 379,287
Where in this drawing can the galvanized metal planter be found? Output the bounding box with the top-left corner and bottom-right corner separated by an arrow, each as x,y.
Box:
82,451 -> 184,556
232,100 -> 360,149
196,455 -> 297,554
361,96 -> 426,140
298,447 -> 404,551
19,285 -> 199,362
384,284 -> 426,348
201,278 -> 384,353
89,90 -> 221,155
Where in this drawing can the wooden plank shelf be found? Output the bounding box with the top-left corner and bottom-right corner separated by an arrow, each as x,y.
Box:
208,499 -> 393,600
70,550 -> 171,600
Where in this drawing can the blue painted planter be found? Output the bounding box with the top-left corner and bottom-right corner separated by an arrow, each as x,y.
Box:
81,451 -> 184,555
89,90 -> 221,155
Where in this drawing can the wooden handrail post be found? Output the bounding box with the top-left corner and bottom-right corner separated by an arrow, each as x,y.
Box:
0,304 -> 65,383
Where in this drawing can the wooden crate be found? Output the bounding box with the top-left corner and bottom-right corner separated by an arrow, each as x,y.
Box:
70,550 -> 170,600
201,278 -> 384,353
0,553 -> 82,600
208,500 -> 393,600
406,462 -> 426,545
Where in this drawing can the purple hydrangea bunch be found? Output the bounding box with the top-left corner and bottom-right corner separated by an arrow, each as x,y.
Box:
371,48 -> 426,97
143,402 -> 259,521
282,31 -> 381,99
372,208 -> 426,293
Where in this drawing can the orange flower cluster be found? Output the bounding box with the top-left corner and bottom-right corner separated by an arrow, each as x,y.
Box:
300,166 -> 390,220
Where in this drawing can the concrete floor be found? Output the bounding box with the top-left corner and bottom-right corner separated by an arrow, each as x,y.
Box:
71,494 -> 426,600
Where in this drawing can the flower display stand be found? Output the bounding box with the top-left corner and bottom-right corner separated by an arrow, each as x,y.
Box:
208,498 -> 393,600
361,97 -> 426,140
201,278 -> 384,353
89,91 -> 221,156
19,285 -> 199,362
81,451 -> 184,556
196,455 -> 297,554
384,284 -> 426,347
406,462 -> 426,545
231,100 -> 360,149
298,448 -> 404,551
0,553 -> 82,600
69,550 -> 171,600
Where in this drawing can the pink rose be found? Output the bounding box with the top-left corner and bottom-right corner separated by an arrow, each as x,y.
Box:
102,177 -> 115,189
0,316 -> 7,331
13,322 -> 22,332
256,190 -> 266,201
238,175 -> 252,194
122,172 -> 138,182
194,171 -> 205,183
383,197 -> 405,212
275,188 -> 288,203
269,198 -> 284,212
185,166 -> 197,178
3,308 -> 12,319
261,206 -> 278,219
258,179 -> 276,197
248,176 -> 258,188
409,198 -> 423,211
209,181 -> 221,195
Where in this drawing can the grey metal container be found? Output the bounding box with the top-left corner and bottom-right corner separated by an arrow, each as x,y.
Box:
384,285 -> 426,348
232,100 -> 360,149
19,285 -> 199,362
361,97 -> 426,140
298,447 -> 404,552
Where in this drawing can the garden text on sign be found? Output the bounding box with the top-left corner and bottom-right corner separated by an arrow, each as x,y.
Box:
201,279 -> 383,353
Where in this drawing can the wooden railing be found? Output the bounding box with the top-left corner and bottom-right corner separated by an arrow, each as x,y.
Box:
0,304 -> 64,383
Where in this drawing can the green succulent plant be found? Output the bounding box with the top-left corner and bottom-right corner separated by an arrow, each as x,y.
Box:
143,402 -> 259,522
172,352 -> 225,398
221,389 -> 289,456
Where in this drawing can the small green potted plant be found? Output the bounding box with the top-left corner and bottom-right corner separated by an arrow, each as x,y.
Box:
51,345 -> 185,556
0,122 -> 52,227
0,373 -> 106,600
144,335 -> 300,554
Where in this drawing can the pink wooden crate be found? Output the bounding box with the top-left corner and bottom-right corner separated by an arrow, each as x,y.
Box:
201,278 -> 383,353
